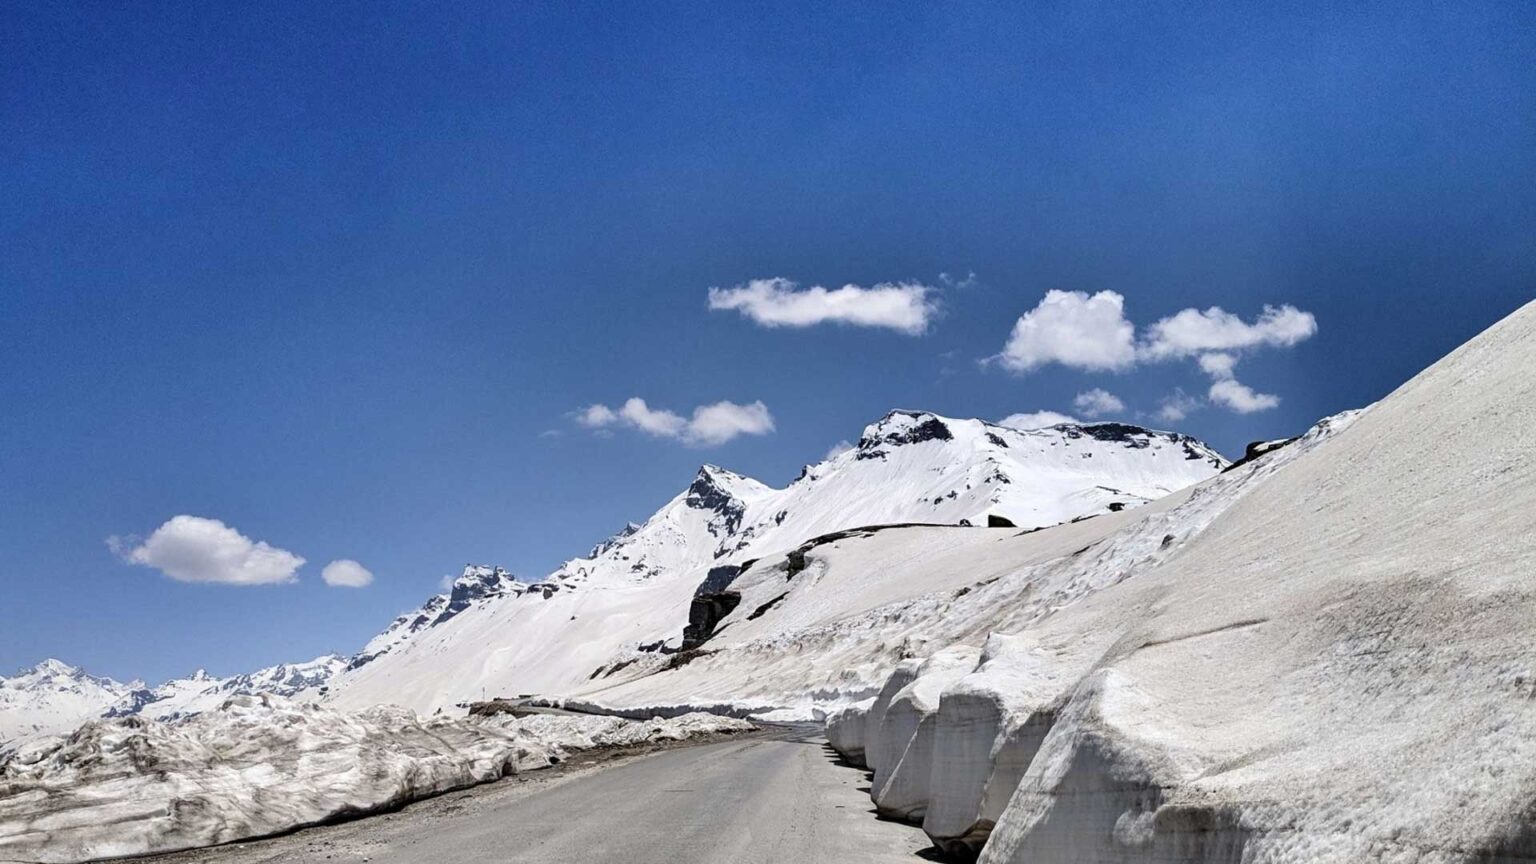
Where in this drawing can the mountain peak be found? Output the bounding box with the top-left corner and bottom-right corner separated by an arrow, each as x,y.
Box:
432,565 -> 520,627
686,465 -> 768,511
857,410 -> 955,456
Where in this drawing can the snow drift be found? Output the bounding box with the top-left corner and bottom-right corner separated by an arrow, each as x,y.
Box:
827,299 -> 1536,863
0,695 -> 750,864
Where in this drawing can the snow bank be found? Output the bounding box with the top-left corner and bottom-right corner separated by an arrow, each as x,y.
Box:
870,646 -> 980,822
825,697 -> 875,764
835,300 -> 1536,864
923,633 -> 1064,858
0,695 -> 750,864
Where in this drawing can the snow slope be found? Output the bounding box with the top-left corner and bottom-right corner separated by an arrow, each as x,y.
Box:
579,411 -> 1349,720
325,414 -> 1225,714
0,696 -> 751,863
0,661 -> 138,745
825,299 -> 1536,863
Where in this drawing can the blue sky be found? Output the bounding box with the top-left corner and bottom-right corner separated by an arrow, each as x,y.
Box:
2,1 -> 1532,684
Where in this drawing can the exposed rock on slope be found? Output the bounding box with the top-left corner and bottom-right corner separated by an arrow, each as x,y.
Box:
325,415 -> 1225,714
826,300 -> 1536,863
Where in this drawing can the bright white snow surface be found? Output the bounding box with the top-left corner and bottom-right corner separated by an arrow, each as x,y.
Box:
819,301 -> 1536,863
0,695 -> 751,864
326,415 -> 1224,714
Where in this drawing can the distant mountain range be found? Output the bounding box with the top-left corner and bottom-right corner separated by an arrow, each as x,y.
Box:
1,412 -> 1225,744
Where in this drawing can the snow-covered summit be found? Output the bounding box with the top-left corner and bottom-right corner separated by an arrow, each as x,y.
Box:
0,660 -> 138,744
324,409 -> 1227,713
348,565 -> 522,671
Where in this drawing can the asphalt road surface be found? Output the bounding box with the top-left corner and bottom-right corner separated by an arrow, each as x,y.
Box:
140,727 -> 933,864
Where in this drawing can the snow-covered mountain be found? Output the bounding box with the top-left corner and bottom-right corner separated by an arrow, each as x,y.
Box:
325,413 -> 1226,713
0,660 -> 140,744
103,655 -> 347,722
347,566 -> 521,671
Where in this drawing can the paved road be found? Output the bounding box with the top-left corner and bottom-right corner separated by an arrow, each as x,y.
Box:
143,728 -> 931,864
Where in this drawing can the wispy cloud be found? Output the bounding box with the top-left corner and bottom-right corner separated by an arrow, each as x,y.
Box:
708,277 -> 939,335
575,397 -> 775,446
1073,388 -> 1125,417
109,515 -> 304,586
823,440 -> 854,461
1155,389 -> 1201,423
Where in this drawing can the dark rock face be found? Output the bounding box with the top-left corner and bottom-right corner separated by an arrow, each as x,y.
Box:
682,593 -> 741,650
432,567 -> 517,627
685,467 -> 749,536
1222,436 -> 1301,473
986,514 -> 1017,528
682,564 -> 747,650
746,592 -> 789,620
1071,422 -> 1153,446
857,412 -> 954,461
1058,422 -> 1226,468
696,564 -> 743,596
102,689 -> 157,718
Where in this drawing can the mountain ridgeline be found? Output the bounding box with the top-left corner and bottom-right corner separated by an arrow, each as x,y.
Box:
1,412 -> 1226,742
320,412 -> 1225,714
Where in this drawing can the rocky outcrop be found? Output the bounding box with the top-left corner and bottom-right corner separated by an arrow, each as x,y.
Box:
682,566 -> 744,651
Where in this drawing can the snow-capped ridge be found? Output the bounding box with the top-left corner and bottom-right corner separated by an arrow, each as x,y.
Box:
348,565 -> 520,671
1,661 -> 138,744
325,407 -> 1229,713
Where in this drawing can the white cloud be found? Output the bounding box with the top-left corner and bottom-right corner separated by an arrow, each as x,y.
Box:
575,397 -> 775,447
685,400 -> 776,446
1208,378 -> 1281,413
617,398 -> 689,438
574,404 -> 619,429
321,559 -> 374,588
1073,388 -> 1125,417
1155,390 -> 1201,423
707,277 -> 938,335
1197,352 -> 1239,378
110,516 -> 304,585
992,290 -> 1137,373
823,440 -> 854,461
990,293 -> 1316,416
1141,304 -> 1317,360
997,410 -> 1080,430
